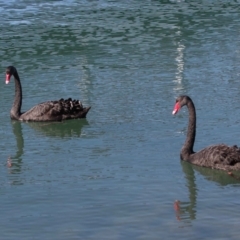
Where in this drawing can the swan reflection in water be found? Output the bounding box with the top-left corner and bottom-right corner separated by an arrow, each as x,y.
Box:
26,119 -> 89,138
7,121 -> 24,178
174,161 -> 240,223
7,119 -> 89,177
174,161 -> 197,223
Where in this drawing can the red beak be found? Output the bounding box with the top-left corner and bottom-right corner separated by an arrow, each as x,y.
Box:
172,102 -> 181,115
6,73 -> 11,84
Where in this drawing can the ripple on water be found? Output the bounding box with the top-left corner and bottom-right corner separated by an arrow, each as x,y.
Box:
1,1 -> 240,239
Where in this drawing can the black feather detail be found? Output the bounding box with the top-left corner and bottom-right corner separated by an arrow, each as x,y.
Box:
173,95 -> 240,171
6,66 -> 91,122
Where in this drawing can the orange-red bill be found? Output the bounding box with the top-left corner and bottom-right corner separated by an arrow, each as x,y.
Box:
172,102 -> 180,115
6,73 -> 11,84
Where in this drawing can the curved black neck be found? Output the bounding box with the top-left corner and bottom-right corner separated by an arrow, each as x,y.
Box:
181,99 -> 196,160
11,71 -> 22,120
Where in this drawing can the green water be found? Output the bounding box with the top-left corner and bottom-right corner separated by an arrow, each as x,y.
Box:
1,1 -> 240,239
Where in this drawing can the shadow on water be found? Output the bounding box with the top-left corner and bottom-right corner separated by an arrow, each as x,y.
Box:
174,161 -> 240,223
26,119 -> 89,138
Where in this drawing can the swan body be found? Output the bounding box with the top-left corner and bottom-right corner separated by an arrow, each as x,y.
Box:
6,66 -> 91,122
172,95 -> 240,171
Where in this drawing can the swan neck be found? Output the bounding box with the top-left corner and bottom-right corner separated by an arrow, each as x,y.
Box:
11,72 -> 22,120
181,99 -> 196,160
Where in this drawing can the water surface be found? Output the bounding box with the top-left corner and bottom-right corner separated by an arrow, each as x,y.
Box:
1,0 -> 240,239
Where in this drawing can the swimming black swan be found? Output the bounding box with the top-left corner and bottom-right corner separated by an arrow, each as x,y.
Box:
5,66 -> 91,122
172,95 -> 240,171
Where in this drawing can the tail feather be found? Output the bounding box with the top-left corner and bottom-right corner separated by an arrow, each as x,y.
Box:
79,106 -> 91,118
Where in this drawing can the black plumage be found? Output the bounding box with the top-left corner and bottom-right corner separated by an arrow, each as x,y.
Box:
172,95 -> 240,171
5,66 -> 91,122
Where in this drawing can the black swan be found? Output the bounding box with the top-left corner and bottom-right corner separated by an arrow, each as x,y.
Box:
172,95 -> 240,171
5,66 -> 91,122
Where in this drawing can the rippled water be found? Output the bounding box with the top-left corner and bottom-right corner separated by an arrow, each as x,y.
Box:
1,1 -> 240,239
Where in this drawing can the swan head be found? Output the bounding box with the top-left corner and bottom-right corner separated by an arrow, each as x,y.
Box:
172,95 -> 192,115
5,66 -> 17,84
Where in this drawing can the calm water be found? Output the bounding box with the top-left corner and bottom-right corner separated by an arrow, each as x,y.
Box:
1,0 -> 240,239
